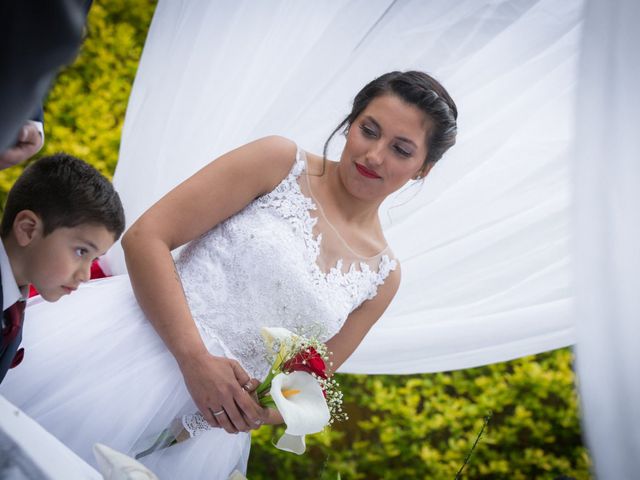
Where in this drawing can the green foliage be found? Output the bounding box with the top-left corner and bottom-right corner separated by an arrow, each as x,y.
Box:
0,0 -> 156,209
249,348 -> 591,479
0,2 -> 591,477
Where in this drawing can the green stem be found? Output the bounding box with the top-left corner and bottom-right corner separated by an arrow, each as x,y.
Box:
257,371 -> 275,396
134,428 -> 177,460
259,397 -> 277,408
454,411 -> 492,479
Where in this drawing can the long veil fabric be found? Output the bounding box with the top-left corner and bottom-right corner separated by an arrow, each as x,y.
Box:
574,0 -> 640,477
105,0 -> 584,374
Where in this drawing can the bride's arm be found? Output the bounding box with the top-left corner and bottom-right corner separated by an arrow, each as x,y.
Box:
122,136 -> 297,433
324,266 -> 401,374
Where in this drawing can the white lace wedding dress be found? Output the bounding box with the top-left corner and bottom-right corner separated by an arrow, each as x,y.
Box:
0,148 -> 396,479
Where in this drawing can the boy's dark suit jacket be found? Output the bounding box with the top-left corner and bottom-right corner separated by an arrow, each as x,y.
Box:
0,264 -> 22,384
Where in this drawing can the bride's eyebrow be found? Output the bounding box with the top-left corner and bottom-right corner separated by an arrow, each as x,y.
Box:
365,116 -> 418,148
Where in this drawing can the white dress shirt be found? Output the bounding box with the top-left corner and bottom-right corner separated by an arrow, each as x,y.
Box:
0,239 -> 24,311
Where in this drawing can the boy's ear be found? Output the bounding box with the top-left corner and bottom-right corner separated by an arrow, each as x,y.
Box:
13,210 -> 43,247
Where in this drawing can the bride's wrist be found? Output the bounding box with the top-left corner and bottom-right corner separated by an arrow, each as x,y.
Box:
175,346 -> 211,372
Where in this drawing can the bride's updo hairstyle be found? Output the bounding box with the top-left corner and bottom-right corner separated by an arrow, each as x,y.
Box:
323,70 -> 458,171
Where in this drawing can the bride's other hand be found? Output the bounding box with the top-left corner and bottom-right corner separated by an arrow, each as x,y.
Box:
179,351 -> 263,434
239,379 -> 276,429
242,383 -> 284,427
260,407 -> 284,426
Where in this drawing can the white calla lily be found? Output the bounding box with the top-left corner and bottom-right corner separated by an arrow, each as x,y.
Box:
260,328 -> 300,371
270,371 -> 330,454
275,433 -> 307,456
261,327 -> 298,350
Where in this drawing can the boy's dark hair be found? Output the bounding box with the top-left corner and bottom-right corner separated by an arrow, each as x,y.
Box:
0,153 -> 125,239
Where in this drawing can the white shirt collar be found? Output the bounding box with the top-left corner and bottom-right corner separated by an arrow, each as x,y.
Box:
0,239 -> 24,310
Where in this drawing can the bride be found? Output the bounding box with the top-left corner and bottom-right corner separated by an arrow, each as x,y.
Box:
1,70 -> 457,478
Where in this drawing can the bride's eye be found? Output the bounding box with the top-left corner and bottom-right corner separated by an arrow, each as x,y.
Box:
393,144 -> 412,157
359,124 -> 377,138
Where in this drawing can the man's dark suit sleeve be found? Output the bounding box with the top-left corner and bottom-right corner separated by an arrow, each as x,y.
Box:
31,105 -> 44,125
0,0 -> 89,150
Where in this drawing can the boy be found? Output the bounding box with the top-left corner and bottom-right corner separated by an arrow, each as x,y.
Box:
0,153 -> 125,383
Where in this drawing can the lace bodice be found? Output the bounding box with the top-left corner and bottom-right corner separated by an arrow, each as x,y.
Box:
175,148 -> 396,381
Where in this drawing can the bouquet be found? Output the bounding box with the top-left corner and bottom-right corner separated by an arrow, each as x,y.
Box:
134,327 -> 345,458
257,327 -> 347,454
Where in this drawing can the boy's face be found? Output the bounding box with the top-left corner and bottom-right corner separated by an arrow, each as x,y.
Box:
23,223 -> 116,302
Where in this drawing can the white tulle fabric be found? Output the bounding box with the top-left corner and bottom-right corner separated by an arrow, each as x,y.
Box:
102,0 -> 584,373
573,0 -> 640,477
0,148 -> 395,477
0,278 -> 251,479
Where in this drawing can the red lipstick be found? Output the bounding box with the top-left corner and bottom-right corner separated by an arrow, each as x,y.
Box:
355,163 -> 382,179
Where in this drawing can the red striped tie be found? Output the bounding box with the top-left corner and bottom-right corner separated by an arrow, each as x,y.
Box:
2,299 -> 26,368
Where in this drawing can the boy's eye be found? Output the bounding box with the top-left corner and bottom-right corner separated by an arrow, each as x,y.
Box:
359,124 -> 377,138
75,248 -> 89,257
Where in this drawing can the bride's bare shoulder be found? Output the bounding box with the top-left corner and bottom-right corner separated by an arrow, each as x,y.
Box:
230,136 -> 299,192
250,135 -> 298,168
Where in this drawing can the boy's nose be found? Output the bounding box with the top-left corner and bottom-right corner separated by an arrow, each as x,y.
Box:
76,264 -> 91,283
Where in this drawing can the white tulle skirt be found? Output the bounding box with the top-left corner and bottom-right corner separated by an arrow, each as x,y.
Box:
0,275 -> 251,479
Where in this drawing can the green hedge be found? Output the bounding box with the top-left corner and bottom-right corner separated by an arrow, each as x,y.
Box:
249,348 -> 590,479
1,2 -> 591,478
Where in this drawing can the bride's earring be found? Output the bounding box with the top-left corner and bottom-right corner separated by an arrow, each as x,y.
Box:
413,162 -> 434,181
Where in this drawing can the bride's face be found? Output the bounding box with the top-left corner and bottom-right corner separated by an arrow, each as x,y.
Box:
339,94 -> 433,203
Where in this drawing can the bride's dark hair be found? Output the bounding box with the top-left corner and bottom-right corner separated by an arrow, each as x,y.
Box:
322,70 -> 458,172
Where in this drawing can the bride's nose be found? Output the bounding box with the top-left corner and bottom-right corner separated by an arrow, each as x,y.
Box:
365,141 -> 384,166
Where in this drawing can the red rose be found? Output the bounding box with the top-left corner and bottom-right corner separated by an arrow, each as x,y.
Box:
283,347 -> 327,379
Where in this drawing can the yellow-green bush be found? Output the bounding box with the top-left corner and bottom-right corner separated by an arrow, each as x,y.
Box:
249,348 -> 591,479
0,2 -> 591,478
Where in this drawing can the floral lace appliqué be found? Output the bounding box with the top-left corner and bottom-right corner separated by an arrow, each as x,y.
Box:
175,148 -> 396,439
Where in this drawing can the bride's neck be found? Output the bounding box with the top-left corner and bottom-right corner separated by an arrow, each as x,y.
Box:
323,161 -> 381,227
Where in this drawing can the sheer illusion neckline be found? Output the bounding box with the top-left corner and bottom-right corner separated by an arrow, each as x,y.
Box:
298,149 -> 390,261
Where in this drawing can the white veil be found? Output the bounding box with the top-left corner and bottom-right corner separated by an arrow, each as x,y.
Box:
105,0 -> 583,374
573,0 -> 640,477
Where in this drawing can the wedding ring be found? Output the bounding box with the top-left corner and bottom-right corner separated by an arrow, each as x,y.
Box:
255,419 -> 263,426
210,408 -> 225,417
242,381 -> 252,391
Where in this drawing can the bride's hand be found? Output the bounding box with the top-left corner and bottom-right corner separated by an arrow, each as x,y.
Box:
242,382 -> 284,427
260,407 -> 284,426
179,351 -> 263,434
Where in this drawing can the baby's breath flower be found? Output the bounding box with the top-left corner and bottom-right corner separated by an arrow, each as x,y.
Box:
260,330 -> 348,425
